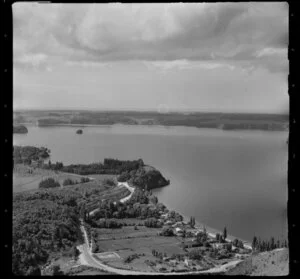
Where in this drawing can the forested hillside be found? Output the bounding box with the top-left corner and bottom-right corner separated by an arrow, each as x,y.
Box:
13,189 -> 83,275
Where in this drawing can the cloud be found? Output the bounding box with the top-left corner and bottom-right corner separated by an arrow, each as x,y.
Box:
65,60 -> 110,68
144,60 -> 236,73
14,53 -> 49,70
13,2 -> 288,73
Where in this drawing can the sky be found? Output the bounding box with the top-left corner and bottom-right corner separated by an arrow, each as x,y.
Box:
13,2 -> 289,114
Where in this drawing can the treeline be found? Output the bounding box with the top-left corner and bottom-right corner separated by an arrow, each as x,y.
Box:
222,122 -> 287,131
13,125 -> 28,134
13,189 -> 83,275
42,158 -> 144,176
118,166 -> 170,190
14,146 -> 169,191
252,236 -> 288,252
84,189 -> 166,223
39,178 -> 60,189
13,146 -> 50,165
82,189 -> 172,232
39,177 -> 90,189
62,177 -> 90,186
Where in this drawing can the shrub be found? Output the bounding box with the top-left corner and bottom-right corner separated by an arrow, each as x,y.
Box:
39,178 -> 60,189
103,178 -> 116,187
80,177 -> 90,183
63,178 -> 76,186
124,254 -> 139,263
144,218 -> 162,228
233,238 -> 244,249
149,195 -> 158,205
188,249 -> 204,260
118,172 -> 131,182
160,227 -> 174,236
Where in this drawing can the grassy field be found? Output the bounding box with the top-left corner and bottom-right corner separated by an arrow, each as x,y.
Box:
13,164 -> 90,192
91,223 -> 217,273
13,165 -> 125,200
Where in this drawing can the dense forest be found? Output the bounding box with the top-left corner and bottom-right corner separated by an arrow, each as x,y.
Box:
13,125 -> 28,134
13,146 -> 50,165
118,166 -> 170,190
43,158 -> 145,175
13,189 -> 84,275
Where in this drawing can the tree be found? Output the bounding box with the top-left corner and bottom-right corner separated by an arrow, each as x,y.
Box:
223,226 -> 227,241
39,178 -> 60,189
71,245 -> 80,260
252,236 -> 258,250
270,237 -> 275,250
196,231 -> 208,244
26,266 -> 41,276
52,265 -> 64,276
160,227 -> 174,236
190,216 -> 195,228
277,240 -> 280,249
233,238 -> 244,249
216,233 -> 221,242
149,195 -> 158,205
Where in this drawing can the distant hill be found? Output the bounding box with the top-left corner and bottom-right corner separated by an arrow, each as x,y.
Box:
13,110 -> 289,131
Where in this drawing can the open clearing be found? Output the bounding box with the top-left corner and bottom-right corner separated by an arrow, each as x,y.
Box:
92,223 -> 211,273
13,165 -> 90,192
13,164 -> 118,194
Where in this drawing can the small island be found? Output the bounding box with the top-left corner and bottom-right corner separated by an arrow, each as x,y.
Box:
13,125 -> 28,134
76,129 -> 83,134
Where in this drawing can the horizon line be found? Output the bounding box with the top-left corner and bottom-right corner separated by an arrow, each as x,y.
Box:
13,108 -> 289,116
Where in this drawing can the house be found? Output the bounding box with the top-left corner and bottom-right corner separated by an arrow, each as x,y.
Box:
212,242 -> 232,250
175,227 -> 183,233
174,221 -> 184,227
184,258 -> 194,267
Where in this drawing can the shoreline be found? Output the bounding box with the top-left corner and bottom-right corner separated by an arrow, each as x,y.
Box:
15,122 -> 288,132
155,198 -> 253,249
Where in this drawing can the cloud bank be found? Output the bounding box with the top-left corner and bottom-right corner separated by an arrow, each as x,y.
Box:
13,2 -> 288,73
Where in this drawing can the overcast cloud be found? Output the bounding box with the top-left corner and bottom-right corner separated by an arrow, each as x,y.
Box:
13,3 -> 289,113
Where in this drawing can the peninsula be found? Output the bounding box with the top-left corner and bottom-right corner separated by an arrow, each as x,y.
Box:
13,125 -> 28,134
12,145 -> 288,275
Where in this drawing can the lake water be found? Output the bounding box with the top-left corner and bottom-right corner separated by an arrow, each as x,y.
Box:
14,125 -> 288,242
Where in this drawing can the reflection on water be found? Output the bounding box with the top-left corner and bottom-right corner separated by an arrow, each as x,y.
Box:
14,125 -> 288,241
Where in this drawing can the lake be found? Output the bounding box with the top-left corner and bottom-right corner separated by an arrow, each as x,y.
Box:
13,124 -> 288,242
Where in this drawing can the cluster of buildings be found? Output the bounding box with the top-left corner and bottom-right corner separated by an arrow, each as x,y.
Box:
157,210 -> 250,254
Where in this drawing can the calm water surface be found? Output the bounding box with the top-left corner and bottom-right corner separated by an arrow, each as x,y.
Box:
14,125 -> 288,242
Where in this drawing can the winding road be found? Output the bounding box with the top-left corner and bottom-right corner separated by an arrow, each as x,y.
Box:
77,181 -> 245,275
